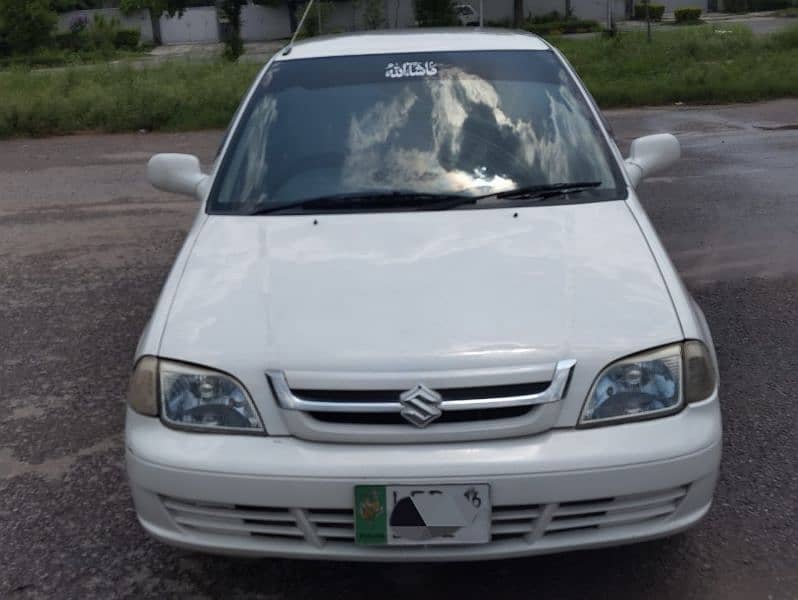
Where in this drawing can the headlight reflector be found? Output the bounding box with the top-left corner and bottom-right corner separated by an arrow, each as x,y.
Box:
159,361 -> 263,432
581,345 -> 683,426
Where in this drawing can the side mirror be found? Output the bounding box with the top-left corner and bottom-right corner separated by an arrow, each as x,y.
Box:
624,134 -> 680,188
148,153 -> 207,197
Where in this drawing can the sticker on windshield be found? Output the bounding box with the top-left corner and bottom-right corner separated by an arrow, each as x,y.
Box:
385,61 -> 438,79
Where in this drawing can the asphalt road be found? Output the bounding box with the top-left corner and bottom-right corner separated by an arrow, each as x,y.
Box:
1,100 -> 797,599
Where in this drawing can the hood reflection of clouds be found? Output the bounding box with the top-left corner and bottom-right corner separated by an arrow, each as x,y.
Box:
342,68 -> 606,196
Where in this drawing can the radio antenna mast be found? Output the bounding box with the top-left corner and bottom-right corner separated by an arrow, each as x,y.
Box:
284,0 -> 316,55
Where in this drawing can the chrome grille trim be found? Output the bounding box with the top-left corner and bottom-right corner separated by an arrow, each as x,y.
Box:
267,359 -> 576,414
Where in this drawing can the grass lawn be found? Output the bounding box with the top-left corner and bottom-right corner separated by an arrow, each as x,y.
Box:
1,24 -> 797,138
0,46 -> 150,70
557,24 -> 798,107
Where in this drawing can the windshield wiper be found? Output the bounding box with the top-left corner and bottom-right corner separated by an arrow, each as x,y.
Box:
491,181 -> 602,201
247,191 -> 477,215
246,182 -> 603,215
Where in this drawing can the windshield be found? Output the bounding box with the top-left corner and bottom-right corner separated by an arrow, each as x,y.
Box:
209,50 -> 626,215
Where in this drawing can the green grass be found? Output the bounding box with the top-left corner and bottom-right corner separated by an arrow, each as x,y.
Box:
0,46 -> 150,69
556,24 -> 798,107
1,24 -> 797,138
0,61 -> 261,137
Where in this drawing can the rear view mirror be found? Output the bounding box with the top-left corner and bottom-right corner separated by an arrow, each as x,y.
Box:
148,153 -> 207,197
624,134 -> 681,188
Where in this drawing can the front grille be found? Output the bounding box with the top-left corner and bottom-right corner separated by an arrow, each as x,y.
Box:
162,485 -> 687,550
293,382 -> 549,404
309,405 -> 532,425
268,361 -> 575,442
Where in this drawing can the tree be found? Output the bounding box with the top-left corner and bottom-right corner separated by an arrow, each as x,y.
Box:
415,0 -> 456,26
218,0 -> 243,60
0,0 -> 57,53
363,0 -> 384,29
119,0 -> 188,45
513,0 -> 523,27
119,0 -> 188,17
121,0 -> 243,60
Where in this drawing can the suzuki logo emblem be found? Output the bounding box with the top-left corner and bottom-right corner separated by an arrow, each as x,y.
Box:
399,384 -> 443,428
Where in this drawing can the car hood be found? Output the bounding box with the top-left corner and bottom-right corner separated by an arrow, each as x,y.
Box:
160,202 -> 682,410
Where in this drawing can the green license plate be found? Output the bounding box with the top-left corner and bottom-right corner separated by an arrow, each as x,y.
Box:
354,484 -> 491,546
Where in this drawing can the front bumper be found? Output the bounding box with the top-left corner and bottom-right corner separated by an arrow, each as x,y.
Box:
126,394 -> 721,561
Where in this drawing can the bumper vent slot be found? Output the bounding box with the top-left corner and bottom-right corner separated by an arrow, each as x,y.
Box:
163,498 -> 303,540
544,486 -> 689,536
162,485 -> 688,550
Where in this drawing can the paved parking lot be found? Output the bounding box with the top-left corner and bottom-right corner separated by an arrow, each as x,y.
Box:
1,100 -> 797,599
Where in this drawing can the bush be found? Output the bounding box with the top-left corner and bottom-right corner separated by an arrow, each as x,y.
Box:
0,0 -> 57,53
529,10 -> 567,24
55,31 -> 85,51
69,15 -> 89,34
293,1 -> 334,37
674,7 -> 702,22
633,4 -> 666,20
767,23 -> 798,49
114,28 -> 141,49
524,19 -> 601,35
721,0 -> 747,12
55,17 -> 142,54
415,0 -> 457,26
52,0 -> 104,12
719,0 -> 788,11
749,0 -> 792,9
87,14 -> 121,51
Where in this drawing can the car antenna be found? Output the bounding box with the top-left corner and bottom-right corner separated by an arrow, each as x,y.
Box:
283,0 -> 316,56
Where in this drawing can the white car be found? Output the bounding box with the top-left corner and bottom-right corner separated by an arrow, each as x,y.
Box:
126,30 -> 721,561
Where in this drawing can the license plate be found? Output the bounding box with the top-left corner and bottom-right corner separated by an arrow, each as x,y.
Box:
354,484 -> 491,546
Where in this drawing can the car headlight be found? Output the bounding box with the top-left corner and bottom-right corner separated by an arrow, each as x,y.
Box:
580,341 -> 716,426
127,357 -> 264,433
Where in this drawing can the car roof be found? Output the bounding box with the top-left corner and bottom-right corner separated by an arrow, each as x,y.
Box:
277,29 -> 550,61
